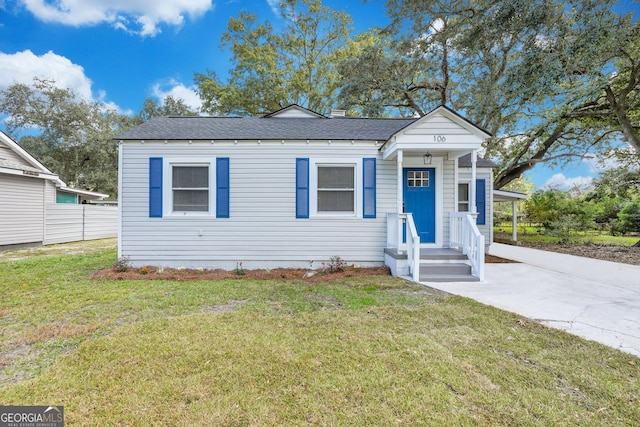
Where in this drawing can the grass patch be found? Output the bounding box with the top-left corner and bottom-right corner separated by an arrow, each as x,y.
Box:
494,227 -> 639,246
1,243 -> 638,425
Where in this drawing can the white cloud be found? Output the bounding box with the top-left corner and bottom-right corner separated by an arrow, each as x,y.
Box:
543,173 -> 594,191
0,50 -> 94,100
152,79 -> 203,112
19,0 -> 213,36
266,0 -> 280,16
0,50 -> 130,114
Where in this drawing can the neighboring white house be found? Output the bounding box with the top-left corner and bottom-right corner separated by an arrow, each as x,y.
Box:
0,131 -> 116,247
115,104 -> 495,282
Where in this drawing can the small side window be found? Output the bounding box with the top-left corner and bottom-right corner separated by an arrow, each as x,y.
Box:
458,183 -> 470,212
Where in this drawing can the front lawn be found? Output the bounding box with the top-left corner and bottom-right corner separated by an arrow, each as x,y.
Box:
494,224 -> 639,246
0,244 -> 638,426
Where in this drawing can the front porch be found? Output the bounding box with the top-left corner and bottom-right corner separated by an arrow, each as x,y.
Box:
384,247 -> 480,282
378,105 -> 492,283
385,212 -> 485,283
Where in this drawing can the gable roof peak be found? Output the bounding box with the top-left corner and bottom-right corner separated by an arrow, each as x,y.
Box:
425,105 -> 492,137
263,104 -> 326,119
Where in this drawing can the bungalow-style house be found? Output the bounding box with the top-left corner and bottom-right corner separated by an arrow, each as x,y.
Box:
0,130 -> 112,247
115,105 -> 495,282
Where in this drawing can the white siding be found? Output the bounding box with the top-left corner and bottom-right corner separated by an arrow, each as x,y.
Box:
44,205 -> 118,245
382,109 -> 488,161
458,167 -> 493,243
44,181 -> 57,204
405,113 -> 474,135
0,141 -> 28,164
442,158 -> 456,244
120,140 -> 396,269
392,112 -> 485,150
44,204 -> 84,244
0,174 -> 46,246
84,206 -> 118,240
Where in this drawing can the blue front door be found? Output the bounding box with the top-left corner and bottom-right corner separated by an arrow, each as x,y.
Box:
403,168 -> 436,243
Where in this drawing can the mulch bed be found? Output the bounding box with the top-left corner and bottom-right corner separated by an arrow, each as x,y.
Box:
93,253 -> 517,282
92,266 -> 393,283
518,242 -> 640,266
485,254 -> 519,264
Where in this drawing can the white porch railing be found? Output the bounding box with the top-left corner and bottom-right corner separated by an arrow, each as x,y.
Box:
405,213 -> 421,280
387,212 -> 421,279
386,212 -> 401,250
449,213 -> 485,281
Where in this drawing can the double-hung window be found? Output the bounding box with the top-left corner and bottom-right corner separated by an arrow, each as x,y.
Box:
296,157 -> 375,219
317,165 -> 355,213
457,179 -> 487,225
458,182 -> 470,212
154,157 -> 218,217
172,165 -> 209,212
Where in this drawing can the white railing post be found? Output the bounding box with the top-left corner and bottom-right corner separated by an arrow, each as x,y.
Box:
477,234 -> 485,281
387,212 -> 398,249
403,213 -> 421,281
449,212 -> 485,281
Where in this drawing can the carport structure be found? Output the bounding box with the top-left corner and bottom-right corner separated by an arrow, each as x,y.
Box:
493,190 -> 528,242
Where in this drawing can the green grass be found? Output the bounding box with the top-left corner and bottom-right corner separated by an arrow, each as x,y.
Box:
494,226 -> 639,246
1,242 -> 638,426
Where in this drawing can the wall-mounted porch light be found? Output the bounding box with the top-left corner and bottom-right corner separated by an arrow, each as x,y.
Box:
423,152 -> 432,165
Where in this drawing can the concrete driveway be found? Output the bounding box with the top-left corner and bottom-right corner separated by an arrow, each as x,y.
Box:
423,243 -> 640,357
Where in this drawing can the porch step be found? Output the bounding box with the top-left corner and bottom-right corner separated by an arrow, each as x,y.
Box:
421,262 -> 470,275
420,250 -> 479,282
419,248 -> 468,262
419,274 -> 480,282
420,263 -> 479,282
384,247 -> 482,282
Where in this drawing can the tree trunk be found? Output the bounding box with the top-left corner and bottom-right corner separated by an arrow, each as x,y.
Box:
493,122 -> 567,189
604,85 -> 640,152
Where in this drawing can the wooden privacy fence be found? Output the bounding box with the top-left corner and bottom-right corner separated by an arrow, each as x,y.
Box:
44,204 -> 117,245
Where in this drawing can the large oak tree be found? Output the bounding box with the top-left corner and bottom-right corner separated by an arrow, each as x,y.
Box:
0,79 -> 198,197
340,0 -> 640,189
195,0 -> 358,116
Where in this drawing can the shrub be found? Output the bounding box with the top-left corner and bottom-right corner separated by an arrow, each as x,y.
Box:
619,201 -> 640,233
328,256 -> 347,272
112,256 -> 131,273
234,261 -> 246,275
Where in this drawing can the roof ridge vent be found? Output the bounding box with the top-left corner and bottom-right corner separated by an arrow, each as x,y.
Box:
329,109 -> 346,118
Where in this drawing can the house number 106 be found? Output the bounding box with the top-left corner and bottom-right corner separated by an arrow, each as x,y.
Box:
433,135 -> 447,143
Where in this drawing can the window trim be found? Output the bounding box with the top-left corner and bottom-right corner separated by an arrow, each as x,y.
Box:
309,158 -> 362,218
458,181 -> 471,212
163,157 -> 216,217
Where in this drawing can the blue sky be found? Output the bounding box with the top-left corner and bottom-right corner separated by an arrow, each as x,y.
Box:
0,0 -> 635,189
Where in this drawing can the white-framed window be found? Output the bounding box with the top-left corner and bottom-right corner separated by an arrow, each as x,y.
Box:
172,165 -> 209,212
458,182 -> 470,212
164,158 -> 216,216
317,165 -> 355,213
310,159 -> 361,217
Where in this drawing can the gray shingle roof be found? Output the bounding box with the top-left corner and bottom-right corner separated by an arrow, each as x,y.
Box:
458,153 -> 497,168
114,116 -> 417,141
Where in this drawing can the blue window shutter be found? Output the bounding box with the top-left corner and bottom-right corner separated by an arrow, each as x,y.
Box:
149,157 -> 163,218
296,158 -> 309,218
476,179 -> 486,225
216,157 -> 230,218
363,158 -> 376,218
